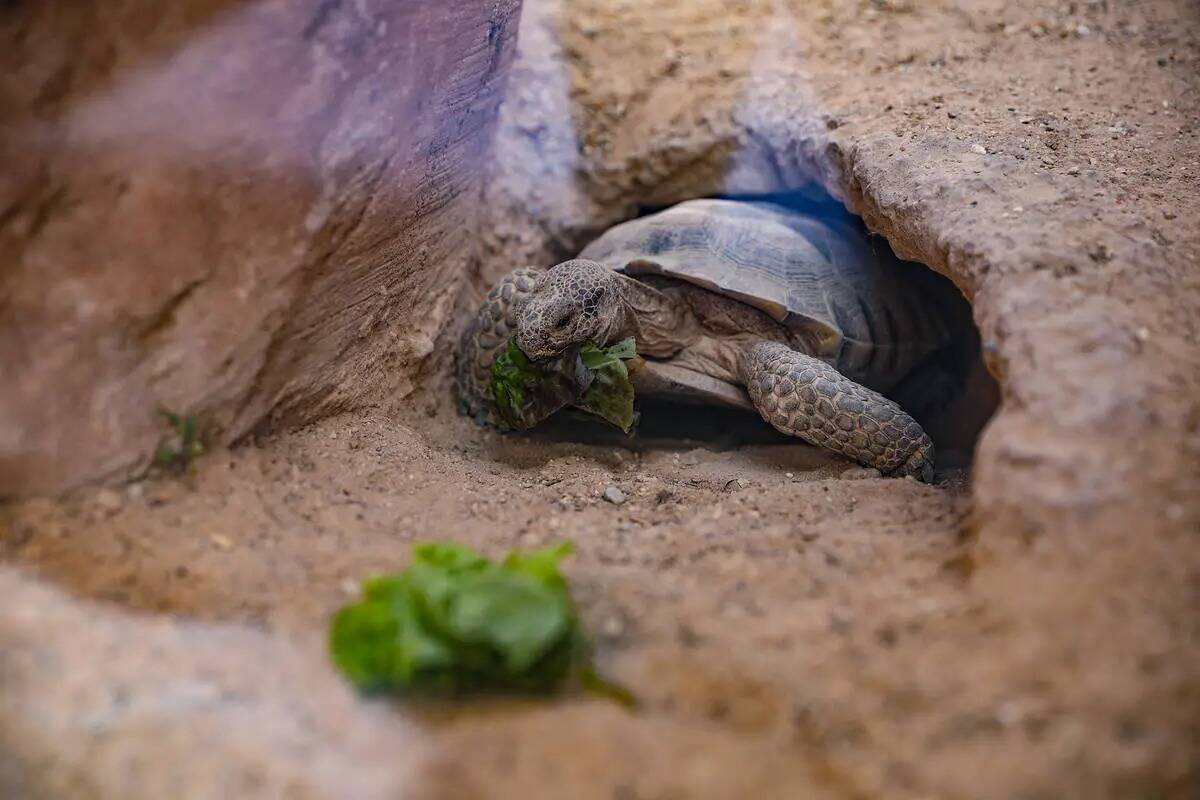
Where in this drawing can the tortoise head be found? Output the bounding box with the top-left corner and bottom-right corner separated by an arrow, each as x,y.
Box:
516,259 -> 623,360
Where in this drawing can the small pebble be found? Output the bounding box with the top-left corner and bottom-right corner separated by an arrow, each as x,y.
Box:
603,486 -> 627,505
995,700 -> 1025,727
340,578 -> 359,596
601,616 -> 625,638
677,623 -> 703,647
784,472 -> 795,479
970,143 -> 987,155
915,596 -> 943,615
842,467 -> 882,480
93,489 -> 124,516
830,606 -> 856,632
210,534 -> 233,551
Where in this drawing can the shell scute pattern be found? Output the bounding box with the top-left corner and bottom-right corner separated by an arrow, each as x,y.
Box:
583,199 -> 954,396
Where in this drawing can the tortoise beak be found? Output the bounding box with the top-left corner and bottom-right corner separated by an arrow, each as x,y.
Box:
514,332 -> 565,363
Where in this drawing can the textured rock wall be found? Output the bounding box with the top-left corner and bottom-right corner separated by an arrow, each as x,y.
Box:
482,0 -> 1200,539
0,568 -> 430,799
479,0 -> 1200,793
0,0 -> 521,496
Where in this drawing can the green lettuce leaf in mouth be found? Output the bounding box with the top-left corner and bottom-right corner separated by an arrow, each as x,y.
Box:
329,540 -> 635,705
490,337 -> 638,433
576,340 -> 637,433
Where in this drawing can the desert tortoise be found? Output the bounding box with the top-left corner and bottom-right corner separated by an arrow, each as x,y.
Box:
458,199 -> 977,481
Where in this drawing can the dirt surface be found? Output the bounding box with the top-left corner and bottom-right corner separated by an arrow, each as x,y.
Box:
2,0 -> 1200,797
1,398 -> 1193,799
5,407 -> 978,799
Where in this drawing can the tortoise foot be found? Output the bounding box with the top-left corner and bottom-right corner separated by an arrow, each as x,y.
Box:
740,342 -> 935,482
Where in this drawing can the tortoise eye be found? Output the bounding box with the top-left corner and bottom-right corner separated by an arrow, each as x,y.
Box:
553,313 -> 571,329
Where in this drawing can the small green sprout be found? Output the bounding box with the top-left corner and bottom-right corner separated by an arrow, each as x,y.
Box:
153,409 -> 204,472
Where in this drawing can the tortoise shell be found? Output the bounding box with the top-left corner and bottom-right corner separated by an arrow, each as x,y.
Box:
577,199 -> 958,395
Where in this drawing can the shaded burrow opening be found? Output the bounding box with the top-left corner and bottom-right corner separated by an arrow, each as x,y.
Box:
520,184 -> 1001,470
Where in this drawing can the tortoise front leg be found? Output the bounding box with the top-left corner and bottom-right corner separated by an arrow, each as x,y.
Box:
455,268 -> 543,423
739,342 -> 934,481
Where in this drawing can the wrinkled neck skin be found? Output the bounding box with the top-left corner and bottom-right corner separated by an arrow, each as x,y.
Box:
603,273 -> 694,358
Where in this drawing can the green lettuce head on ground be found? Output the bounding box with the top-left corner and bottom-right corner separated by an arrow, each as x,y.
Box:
329,540 -> 634,705
491,337 -> 638,433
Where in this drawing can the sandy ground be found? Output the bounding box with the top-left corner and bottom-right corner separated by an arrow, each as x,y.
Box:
2,0 -> 1199,797
0,390 -> 1192,799
6,400 -> 984,799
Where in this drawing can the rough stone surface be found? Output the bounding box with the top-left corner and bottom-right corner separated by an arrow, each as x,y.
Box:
471,0 -> 1200,794
0,0 -> 521,496
482,0 -> 1200,544
0,569 -> 430,800
507,0 -> 1200,544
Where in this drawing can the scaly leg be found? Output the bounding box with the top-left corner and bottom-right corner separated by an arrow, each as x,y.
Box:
739,341 -> 934,481
455,268 -> 543,423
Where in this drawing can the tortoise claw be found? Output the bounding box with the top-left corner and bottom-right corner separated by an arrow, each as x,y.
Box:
902,446 -> 936,483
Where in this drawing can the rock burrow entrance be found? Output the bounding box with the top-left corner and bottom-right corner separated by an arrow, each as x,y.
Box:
511,185 -> 1001,472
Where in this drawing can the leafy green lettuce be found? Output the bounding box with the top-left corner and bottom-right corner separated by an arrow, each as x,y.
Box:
577,340 -> 637,433
329,541 -> 634,705
491,337 -> 638,433
490,342 -> 591,431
